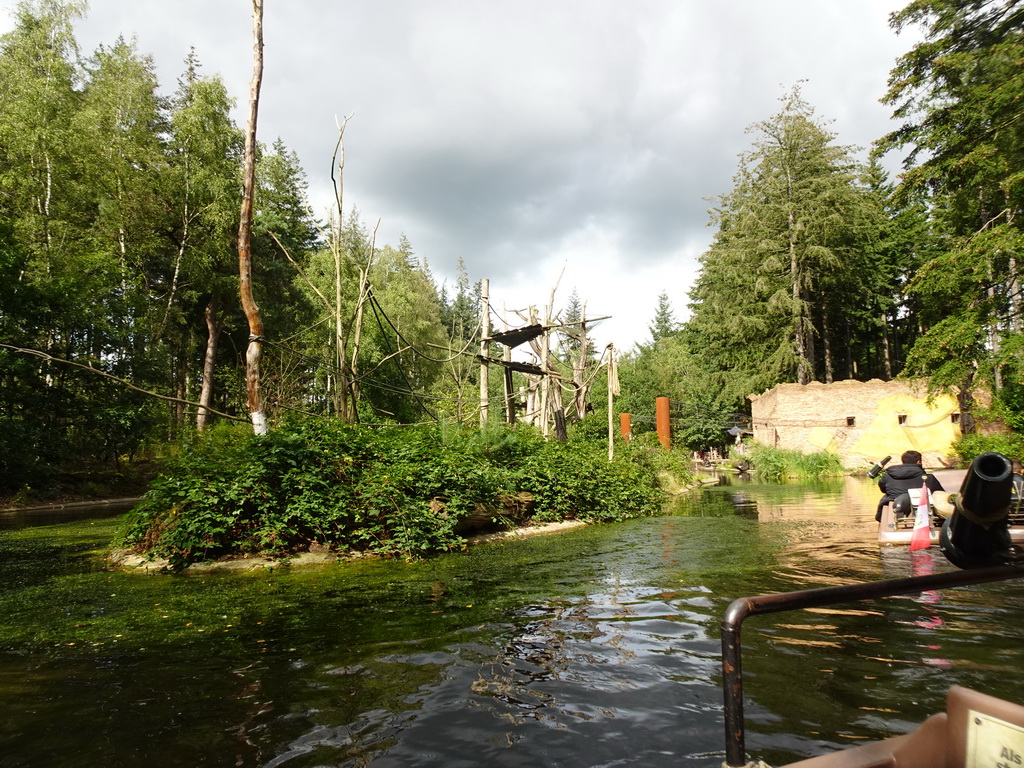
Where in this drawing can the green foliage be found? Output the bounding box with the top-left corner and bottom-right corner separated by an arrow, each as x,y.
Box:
620,434 -> 695,489
0,6 -> 293,483
615,334 -> 740,451
879,0 -> 1024,422
647,291 -> 679,344
686,85 -> 887,399
993,377 -> 1024,432
745,443 -> 845,482
119,418 -> 670,568
566,406 -> 612,441
518,437 -> 662,524
951,432 -> 1024,465
791,449 -> 846,478
358,241 -> 447,422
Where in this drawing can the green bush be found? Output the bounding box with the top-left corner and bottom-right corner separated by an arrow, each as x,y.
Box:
617,433 -> 694,486
518,438 -> 663,523
745,443 -> 845,481
952,432 -> 1024,464
118,417 -> 670,568
793,449 -> 846,477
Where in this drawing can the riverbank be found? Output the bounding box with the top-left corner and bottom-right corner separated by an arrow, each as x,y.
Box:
0,497 -> 144,514
110,519 -> 593,574
0,460 -> 160,513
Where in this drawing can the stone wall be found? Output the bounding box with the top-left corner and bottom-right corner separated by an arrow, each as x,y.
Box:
748,379 -> 962,469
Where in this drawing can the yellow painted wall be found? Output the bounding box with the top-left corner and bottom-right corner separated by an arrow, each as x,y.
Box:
806,426 -> 838,453
851,391 -> 960,467
749,379 -> 962,468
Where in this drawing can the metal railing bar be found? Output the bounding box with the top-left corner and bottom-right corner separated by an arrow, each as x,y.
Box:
720,563 -> 1024,768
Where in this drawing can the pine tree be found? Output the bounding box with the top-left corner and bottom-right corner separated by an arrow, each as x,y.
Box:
647,291 -> 678,345
878,0 -> 1024,430
686,86 -> 884,404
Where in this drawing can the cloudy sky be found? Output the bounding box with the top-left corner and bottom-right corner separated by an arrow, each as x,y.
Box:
2,1 -> 923,351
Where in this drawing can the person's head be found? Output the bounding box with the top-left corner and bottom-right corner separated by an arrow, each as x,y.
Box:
901,450 -> 923,466
1013,458 -> 1023,474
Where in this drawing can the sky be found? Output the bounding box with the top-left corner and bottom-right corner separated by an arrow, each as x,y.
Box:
1,1 -> 924,352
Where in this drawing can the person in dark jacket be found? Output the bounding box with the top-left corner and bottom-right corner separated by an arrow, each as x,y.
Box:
875,450 -> 944,522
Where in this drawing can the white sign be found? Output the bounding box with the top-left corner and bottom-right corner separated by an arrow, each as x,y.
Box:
966,710 -> 1024,768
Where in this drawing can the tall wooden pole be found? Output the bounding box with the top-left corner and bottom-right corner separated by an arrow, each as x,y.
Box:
540,311 -> 550,437
501,309 -> 515,424
238,0 -> 267,434
607,344 -> 616,461
329,116 -> 355,421
479,278 -> 490,429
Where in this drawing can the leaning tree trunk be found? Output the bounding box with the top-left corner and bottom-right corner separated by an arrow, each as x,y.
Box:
238,0 -> 267,434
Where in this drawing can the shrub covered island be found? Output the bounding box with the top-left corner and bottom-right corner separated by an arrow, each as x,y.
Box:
118,418 -> 694,569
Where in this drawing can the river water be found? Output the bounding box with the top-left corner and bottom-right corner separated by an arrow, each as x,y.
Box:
2,474 -> 1024,767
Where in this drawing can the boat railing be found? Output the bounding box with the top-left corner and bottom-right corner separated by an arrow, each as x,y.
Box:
720,564 -> 1024,768
722,451 -> 1024,767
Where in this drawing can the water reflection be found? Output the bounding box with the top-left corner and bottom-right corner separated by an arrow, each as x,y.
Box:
0,498 -> 139,529
2,478 -> 1024,767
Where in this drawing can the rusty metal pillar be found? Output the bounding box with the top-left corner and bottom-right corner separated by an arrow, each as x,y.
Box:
656,397 -> 670,450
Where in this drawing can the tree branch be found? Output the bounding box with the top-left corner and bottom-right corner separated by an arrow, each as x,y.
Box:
0,343 -> 247,423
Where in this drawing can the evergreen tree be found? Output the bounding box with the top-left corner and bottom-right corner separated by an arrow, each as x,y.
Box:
615,332 -> 737,451
559,288 -> 584,359
647,291 -> 679,345
686,87 -> 883,405
360,239 -> 446,423
878,0 -> 1024,429
251,138 -> 322,418
432,258 -> 480,422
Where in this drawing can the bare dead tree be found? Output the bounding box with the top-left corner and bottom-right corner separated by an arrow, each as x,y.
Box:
326,115 -> 361,421
238,0 -> 267,433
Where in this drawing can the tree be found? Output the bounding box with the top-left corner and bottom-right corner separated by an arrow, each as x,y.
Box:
0,0 -> 84,258
238,0 -> 267,434
647,291 -> 679,345
686,86 -> 883,406
360,239 -> 446,423
162,57 -> 244,433
878,0 -> 1024,430
615,332 -> 737,451
70,35 -> 170,453
251,138 -> 322,417
434,258 -> 481,422
852,159 -> 938,381
0,0 -> 145,479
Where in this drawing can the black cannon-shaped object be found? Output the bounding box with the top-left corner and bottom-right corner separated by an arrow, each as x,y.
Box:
940,451 -> 1024,569
865,455 -> 891,479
